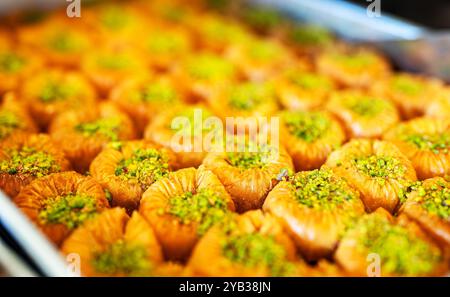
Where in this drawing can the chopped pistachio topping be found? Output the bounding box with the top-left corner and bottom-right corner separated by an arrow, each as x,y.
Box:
222,233 -> 294,276
97,54 -> 133,70
392,76 -> 423,96
343,95 -> 388,117
171,108 -> 214,136
332,52 -> 376,69
292,168 -> 356,210
165,188 -> 229,235
354,215 -> 442,276
290,25 -> 332,46
38,193 -> 98,229
0,146 -> 60,177
247,40 -> 281,61
227,151 -> 269,169
147,32 -> 187,54
75,117 -> 121,141
282,111 -> 331,143
136,83 -> 178,103
47,32 -> 84,53
0,52 -> 26,73
203,19 -> 247,43
290,72 -> 333,90
187,54 -> 235,80
412,181 -> 450,219
100,6 -> 131,30
92,240 -> 151,276
39,80 -> 79,103
228,82 -> 273,110
115,148 -> 169,188
353,155 -> 406,183
404,133 -> 450,154
0,110 -> 21,139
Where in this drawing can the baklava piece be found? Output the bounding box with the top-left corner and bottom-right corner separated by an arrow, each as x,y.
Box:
14,171 -> 109,245
90,140 -> 177,212
263,167 -> 365,260
49,102 -> 136,173
0,93 -> 37,143
0,133 -> 71,197
139,167 -> 235,260
326,139 -> 417,213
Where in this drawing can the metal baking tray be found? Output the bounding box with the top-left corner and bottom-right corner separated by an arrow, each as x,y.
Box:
0,0 -> 445,276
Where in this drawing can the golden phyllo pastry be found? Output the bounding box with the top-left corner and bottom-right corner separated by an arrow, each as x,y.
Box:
0,133 -> 71,197
61,208 -> 165,276
49,102 -> 136,173
202,139 -> 293,212
90,141 -> 177,213
317,47 -> 390,88
426,92 -> 450,119
139,167 -> 235,260
276,69 -> 336,111
373,73 -> 445,119
326,139 -> 417,213
144,104 -> 220,168
0,93 -> 37,143
263,167 -> 365,260
14,171 -> 109,245
326,90 -> 399,139
110,75 -> 184,134
279,110 -> 345,171
21,69 -> 96,129
188,210 -> 301,276
383,118 -> 450,179
399,177 -> 450,250
335,208 -> 447,276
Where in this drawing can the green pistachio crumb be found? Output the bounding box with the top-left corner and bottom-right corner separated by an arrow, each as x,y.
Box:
187,54 -> 235,80
38,193 -> 98,229
165,188 -> 229,235
228,82 -> 273,110
115,148 -> 170,189
47,32 -> 84,53
0,110 -> 21,139
221,233 -> 294,276
75,117 -> 121,141
290,25 -> 332,46
412,182 -> 450,219
353,155 -> 406,183
92,240 -> 151,276
343,95 -> 388,117
290,72 -> 333,90
0,146 -> 60,177
39,80 -> 79,103
391,76 -> 423,96
282,111 -> 331,143
0,52 -> 26,73
404,133 -> 450,154
137,83 -> 178,103
292,168 -> 356,210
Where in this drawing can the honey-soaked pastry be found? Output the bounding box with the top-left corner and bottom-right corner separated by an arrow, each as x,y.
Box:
90,141 -> 178,213
17,18 -> 91,68
0,133 -> 71,197
21,69 -> 97,129
326,139 -> 417,213
426,91 -> 450,119
49,102 -> 136,173
373,73 -> 445,119
0,43 -> 43,94
316,47 -> 390,88
335,208 -> 447,276
14,171 -> 109,246
208,81 -> 279,128
279,110 -> 345,171
276,69 -> 336,111
144,104 -> 221,168
0,93 -> 37,143
110,75 -> 185,134
174,53 -> 239,102
225,37 -> 294,81
188,210 -> 302,276
139,167 -> 235,260
327,90 -> 400,139
399,177 -> 450,251
81,46 -> 147,96
61,208 -> 164,276
384,118 -> 450,180
263,167 -> 365,260
202,138 -> 294,212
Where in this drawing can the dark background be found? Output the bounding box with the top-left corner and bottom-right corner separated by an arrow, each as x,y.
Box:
348,0 -> 450,29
